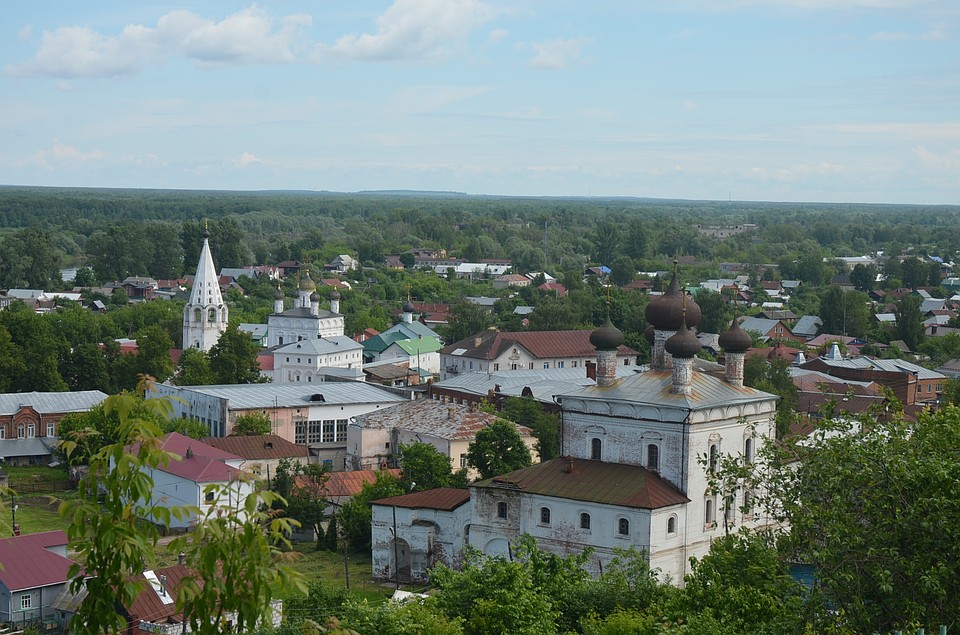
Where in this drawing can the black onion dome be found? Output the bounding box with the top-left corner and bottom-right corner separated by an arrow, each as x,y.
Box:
643,324 -> 655,345
590,319 -> 625,350
202,228 -> 210,239
665,319 -> 701,359
718,317 -> 752,353
645,270 -> 701,330
310,291 -> 321,302
402,300 -> 416,313
329,289 -> 341,300
274,286 -> 284,300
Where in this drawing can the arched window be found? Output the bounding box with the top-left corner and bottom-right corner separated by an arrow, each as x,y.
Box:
193,308 -> 202,322
646,443 -> 660,471
743,490 -> 754,514
709,444 -> 719,472
617,518 -> 630,536
591,438 -> 602,461
724,496 -> 735,525
744,437 -> 754,464
705,497 -> 716,525
208,308 -> 216,321
497,502 -> 507,519
580,513 -> 591,530
667,515 -> 677,534
539,507 -> 551,525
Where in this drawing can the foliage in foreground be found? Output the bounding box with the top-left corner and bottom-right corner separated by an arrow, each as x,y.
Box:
59,379 -> 305,635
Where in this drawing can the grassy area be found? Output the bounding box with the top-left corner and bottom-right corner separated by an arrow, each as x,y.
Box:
0,492 -> 73,537
5,465 -> 70,485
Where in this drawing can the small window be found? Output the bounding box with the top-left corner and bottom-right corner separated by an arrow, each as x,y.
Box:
460,453 -> 468,468
705,498 -> 715,525
0,427 -> 5,439
743,490 -> 754,514
47,423 -> 55,437
667,515 -> 677,534
497,502 -> 507,519
646,444 -> 659,471
617,518 -> 630,536
543,362 -> 550,369
20,594 -> 31,610
540,507 -> 551,525
709,444 -> 719,472
725,497 -> 735,525
205,491 -> 215,503
27,424 -> 35,439
744,438 -> 754,464
557,361 -> 564,368
591,438 -> 602,461
580,513 -> 591,530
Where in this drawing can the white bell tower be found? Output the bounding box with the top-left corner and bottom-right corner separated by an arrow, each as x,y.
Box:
182,227 -> 228,351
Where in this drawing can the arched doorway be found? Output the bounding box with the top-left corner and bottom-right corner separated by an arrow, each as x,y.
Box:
390,538 -> 411,581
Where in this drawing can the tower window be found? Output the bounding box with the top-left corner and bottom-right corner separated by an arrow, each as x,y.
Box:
591,438 -> 602,461
497,502 -> 507,519
646,444 -> 660,471
744,438 -> 754,464
709,444 -> 719,472
667,515 -> 677,534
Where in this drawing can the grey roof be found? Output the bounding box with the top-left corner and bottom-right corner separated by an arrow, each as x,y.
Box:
788,367 -> 876,388
739,317 -> 781,336
513,306 -> 535,315
0,391 -> 107,416
0,437 -> 58,458
275,336 -> 363,354
921,298 -> 946,312
792,315 -> 822,337
381,320 -> 437,340
816,356 -> 945,380
557,369 -> 777,412
272,306 -> 340,319
874,313 -> 897,323
165,383 -> 406,410
239,323 -> 269,338
465,296 -> 497,307
433,367 -> 639,403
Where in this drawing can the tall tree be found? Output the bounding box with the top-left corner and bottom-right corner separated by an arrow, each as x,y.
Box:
441,301 -> 494,345
900,257 -> 927,289
467,420 -> 533,480
399,442 -> 464,491
208,324 -> 262,384
895,294 -> 924,351
231,412 -> 272,436
693,289 -> 731,335
849,263 -> 877,291
498,397 -> 561,461
339,471 -> 404,551
133,324 -> 176,383
175,347 -> 217,386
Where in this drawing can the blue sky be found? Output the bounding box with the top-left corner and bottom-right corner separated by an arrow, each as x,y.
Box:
1,1 -> 958,204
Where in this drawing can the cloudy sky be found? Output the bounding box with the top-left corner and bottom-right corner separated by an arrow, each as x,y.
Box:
2,1 -> 958,204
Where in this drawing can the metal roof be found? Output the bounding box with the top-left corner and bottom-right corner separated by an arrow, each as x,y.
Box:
0,390 -> 107,416
0,531 -> 74,592
168,382 -> 406,410
558,369 -> 777,412
275,336 -> 363,354
441,329 -> 637,361
373,487 -> 471,511
814,356 -> 946,380
433,367 -> 639,402
201,434 -> 309,460
474,458 -> 689,510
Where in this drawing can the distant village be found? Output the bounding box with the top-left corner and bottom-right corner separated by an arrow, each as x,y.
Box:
1,219 -> 959,633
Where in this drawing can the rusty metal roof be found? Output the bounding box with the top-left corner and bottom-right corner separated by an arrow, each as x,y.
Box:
352,400 -> 532,441
201,434 -> 309,460
474,458 -> 689,510
442,329 -> 637,361
372,487 -> 471,511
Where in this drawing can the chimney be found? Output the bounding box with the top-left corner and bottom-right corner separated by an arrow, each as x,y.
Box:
585,360 -> 596,380
793,351 -> 806,366
159,575 -> 167,595
178,551 -> 186,565
563,455 -> 574,473
474,336 -> 482,347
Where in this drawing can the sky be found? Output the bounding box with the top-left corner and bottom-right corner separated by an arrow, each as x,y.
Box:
1,1 -> 958,204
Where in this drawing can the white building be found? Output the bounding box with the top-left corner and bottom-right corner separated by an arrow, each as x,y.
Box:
373,267 -> 777,584
273,336 -> 365,382
266,273 -> 345,348
182,229 -> 229,351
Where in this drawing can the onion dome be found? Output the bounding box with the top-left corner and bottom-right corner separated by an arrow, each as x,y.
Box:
310,291 -> 321,302
665,316 -> 701,359
590,318 -> 625,351
299,274 -> 316,292
643,324 -> 655,345
202,228 -> 210,239
645,265 -> 701,330
402,300 -> 416,314
718,317 -> 752,353
273,286 -> 284,300
329,289 -> 341,300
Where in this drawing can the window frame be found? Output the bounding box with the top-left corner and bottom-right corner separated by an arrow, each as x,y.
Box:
497,501 -> 507,519
617,517 -> 630,536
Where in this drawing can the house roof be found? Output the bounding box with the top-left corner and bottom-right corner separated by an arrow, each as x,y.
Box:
352,400 -> 532,441
373,487 -> 471,511
162,383 -> 406,411
0,531 -> 74,592
738,317 -> 785,336
275,336 -> 363,355
808,355 -> 945,380
392,337 -> 443,356
0,390 -> 107,416
126,564 -> 195,631
432,367 -> 639,404
125,433 -> 242,483
200,434 -> 309,460
475,458 -> 689,510
299,469 -> 403,500
441,329 -> 637,361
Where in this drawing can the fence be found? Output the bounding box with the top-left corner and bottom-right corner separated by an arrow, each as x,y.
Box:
8,480 -> 75,495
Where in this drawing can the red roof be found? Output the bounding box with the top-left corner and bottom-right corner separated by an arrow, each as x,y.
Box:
296,469 -> 402,499
373,488 -> 471,511
125,433 -> 242,483
477,458 -> 689,509
201,434 -> 308,460
257,352 -> 274,371
0,531 -> 75,592
126,564 -> 195,632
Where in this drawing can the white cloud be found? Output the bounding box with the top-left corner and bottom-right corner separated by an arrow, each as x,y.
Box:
871,28 -> 944,41
27,140 -> 104,167
237,152 -> 263,167
488,28 -> 508,44
323,0 -> 498,61
18,24 -> 33,41
5,7 -> 311,78
528,37 -> 591,70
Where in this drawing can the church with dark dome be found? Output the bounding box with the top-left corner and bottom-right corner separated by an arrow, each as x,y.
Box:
370,264 -> 779,584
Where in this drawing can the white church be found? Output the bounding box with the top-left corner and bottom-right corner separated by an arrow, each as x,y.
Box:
370,265 -> 778,584
182,228 -> 229,351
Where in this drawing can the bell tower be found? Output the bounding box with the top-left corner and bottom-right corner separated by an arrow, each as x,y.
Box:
182,226 -> 228,351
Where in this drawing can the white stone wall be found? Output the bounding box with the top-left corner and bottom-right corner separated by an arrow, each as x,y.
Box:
371,502 -> 471,583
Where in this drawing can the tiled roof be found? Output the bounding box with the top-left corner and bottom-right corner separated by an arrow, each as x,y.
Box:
372,487 -> 471,511
475,458 -> 689,510
352,400 -> 532,441
297,469 -> 403,499
200,434 -> 309,460
0,531 -> 74,592
441,330 -> 637,360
